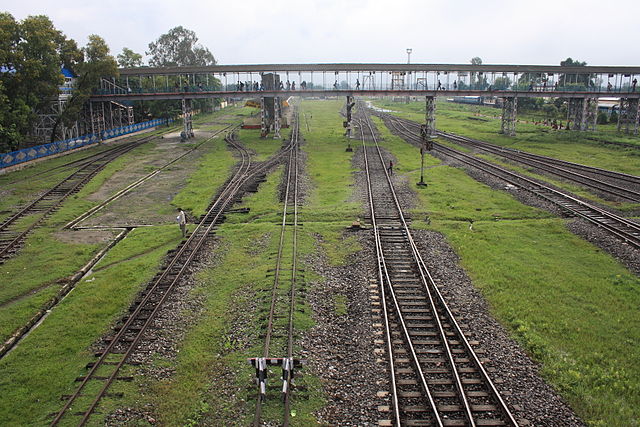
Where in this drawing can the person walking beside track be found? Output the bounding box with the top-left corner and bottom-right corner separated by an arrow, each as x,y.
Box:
176,208 -> 187,237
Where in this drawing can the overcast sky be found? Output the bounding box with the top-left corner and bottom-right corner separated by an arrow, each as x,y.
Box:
4,0 -> 640,66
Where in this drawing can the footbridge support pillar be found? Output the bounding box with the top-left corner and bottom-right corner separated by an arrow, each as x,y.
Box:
425,96 -> 436,137
617,98 -> 639,135
261,97 -> 268,137
567,97 -> 596,131
500,97 -> 517,137
181,98 -> 194,141
89,101 -> 106,141
273,96 -> 281,139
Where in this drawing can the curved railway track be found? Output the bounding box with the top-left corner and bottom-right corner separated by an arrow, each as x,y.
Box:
51,128 -> 296,426
357,112 -> 519,426
253,112 -> 302,426
378,112 -> 640,249
381,115 -> 640,202
0,131 -> 169,264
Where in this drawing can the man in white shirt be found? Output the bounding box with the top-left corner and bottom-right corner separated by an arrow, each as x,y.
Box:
176,208 -> 187,237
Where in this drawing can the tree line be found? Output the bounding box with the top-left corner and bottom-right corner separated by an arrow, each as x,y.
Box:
0,12 -> 216,152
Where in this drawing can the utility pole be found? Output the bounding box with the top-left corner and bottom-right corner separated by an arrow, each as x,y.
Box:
406,48 -> 412,102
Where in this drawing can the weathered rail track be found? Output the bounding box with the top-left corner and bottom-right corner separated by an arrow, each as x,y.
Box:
378,112 -> 640,249
252,112 -> 302,427
357,111 -> 519,426
51,128 -> 295,426
383,115 -> 640,203
64,124 -> 234,229
0,131 -> 169,264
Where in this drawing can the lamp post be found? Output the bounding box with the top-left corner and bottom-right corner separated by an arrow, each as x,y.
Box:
406,48 -> 412,100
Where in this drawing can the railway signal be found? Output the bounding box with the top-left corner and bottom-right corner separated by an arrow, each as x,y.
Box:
417,125 -> 431,187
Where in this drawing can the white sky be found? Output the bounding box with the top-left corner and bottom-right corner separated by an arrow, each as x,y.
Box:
4,0 -> 640,66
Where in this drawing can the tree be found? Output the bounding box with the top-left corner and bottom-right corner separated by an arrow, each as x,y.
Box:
117,47 -> 143,68
559,57 -> 590,88
147,26 -> 215,67
470,57 -> 483,88
52,34 -> 118,141
542,103 -> 559,119
597,111 -> 608,125
145,27 -> 218,118
0,13 -> 80,151
492,76 -> 511,90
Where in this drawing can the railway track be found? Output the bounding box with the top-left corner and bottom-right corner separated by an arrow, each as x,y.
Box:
356,111 -> 519,426
51,128 -> 296,426
378,112 -> 640,249
383,115 -> 640,203
64,124 -> 234,229
252,112 -> 302,427
0,131 -> 168,264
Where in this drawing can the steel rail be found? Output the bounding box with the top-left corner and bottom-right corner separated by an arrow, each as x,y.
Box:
438,130 -> 640,186
357,116 -> 443,426
383,114 -> 640,249
364,113 -> 518,425
52,130 -> 296,426
0,133 -> 167,263
254,112 -> 301,427
358,117 -> 421,426
359,109 -> 519,426
387,115 -> 640,201
284,113 -> 300,426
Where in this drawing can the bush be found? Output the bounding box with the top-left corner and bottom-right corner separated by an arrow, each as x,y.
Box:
597,112 -> 609,125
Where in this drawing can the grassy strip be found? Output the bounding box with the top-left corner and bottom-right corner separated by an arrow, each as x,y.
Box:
299,99 -> 360,223
237,128 -> 285,162
0,225 -> 181,425
170,136 -> 236,217
374,113 -> 640,426
369,115 -> 552,222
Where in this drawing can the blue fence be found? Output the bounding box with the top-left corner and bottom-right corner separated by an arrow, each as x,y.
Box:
1,118 -> 173,170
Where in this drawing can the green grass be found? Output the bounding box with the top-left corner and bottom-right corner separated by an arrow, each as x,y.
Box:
434,219 -> 640,426
170,137 -> 236,217
238,128 -> 285,162
0,226 -> 181,425
299,99 -> 360,223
